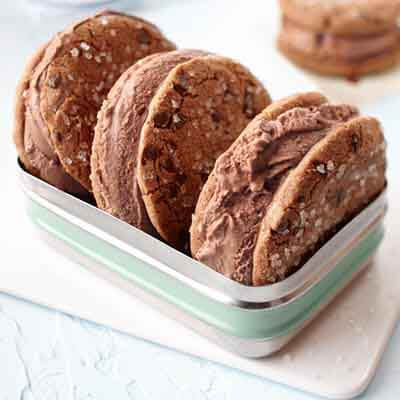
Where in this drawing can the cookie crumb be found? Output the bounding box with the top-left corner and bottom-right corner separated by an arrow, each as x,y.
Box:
243,87 -> 255,117
172,113 -> 183,126
77,150 -> 88,162
205,99 -> 213,110
336,164 -> 346,179
291,245 -> 299,253
327,160 -> 335,171
316,163 -> 326,174
70,48 -> 80,57
171,98 -> 180,109
300,210 -> 307,226
80,42 -> 90,51
95,81 -> 105,92
62,113 -> 70,127
296,228 -> 304,239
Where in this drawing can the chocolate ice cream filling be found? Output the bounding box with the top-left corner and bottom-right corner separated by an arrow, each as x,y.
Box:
281,17 -> 400,62
194,103 -> 358,285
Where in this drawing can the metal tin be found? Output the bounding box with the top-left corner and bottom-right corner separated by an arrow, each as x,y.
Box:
17,160 -> 387,358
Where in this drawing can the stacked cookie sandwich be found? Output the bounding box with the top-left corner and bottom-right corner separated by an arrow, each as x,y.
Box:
191,92 -> 386,285
14,10 -> 386,286
277,0 -> 400,78
91,50 -> 270,248
14,10 -> 175,197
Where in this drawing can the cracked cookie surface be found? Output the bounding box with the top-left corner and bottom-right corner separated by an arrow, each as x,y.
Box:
14,10 -> 175,193
137,54 -> 271,249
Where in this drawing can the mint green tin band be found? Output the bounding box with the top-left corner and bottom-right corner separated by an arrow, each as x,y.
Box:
27,198 -> 383,340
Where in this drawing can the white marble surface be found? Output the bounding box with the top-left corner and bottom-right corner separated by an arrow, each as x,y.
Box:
1,1 -> 400,399
0,289 -> 399,400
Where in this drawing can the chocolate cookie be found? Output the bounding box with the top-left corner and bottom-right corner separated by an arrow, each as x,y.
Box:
277,0 -> 400,78
91,50 -> 271,248
191,92 -> 386,286
91,50 -> 207,234
14,10 -> 175,194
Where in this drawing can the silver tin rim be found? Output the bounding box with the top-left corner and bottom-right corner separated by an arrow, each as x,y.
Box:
17,160 -> 387,309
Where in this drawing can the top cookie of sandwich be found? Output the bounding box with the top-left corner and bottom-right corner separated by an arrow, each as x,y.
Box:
14,10 -> 175,193
279,0 -> 400,35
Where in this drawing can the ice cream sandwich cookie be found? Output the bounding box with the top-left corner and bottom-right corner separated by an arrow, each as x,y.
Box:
91,50 -> 271,248
14,10 -> 175,195
191,92 -> 386,285
277,0 -> 400,78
